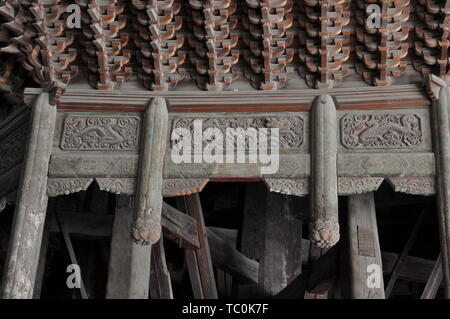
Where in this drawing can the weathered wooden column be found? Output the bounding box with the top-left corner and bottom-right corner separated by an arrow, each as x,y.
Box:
1,93 -> 56,299
310,95 -> 339,248
347,192 -> 385,299
132,96 -> 168,245
431,87 -> 450,297
106,195 -> 152,299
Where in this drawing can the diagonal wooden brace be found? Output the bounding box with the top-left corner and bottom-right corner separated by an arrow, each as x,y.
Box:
132,97 -> 169,245
310,95 -> 340,249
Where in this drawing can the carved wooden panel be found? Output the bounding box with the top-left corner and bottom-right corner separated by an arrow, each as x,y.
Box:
338,177 -> 384,195
60,115 -> 140,151
96,177 -> 135,194
341,113 -> 423,149
172,115 -> 304,149
387,176 -> 435,196
47,178 -> 93,197
264,178 -> 309,196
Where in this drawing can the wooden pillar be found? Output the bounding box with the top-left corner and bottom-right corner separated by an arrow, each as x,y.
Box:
1,93 -> 56,299
106,195 -> 152,299
132,97 -> 168,245
432,87 -> 450,297
347,192 -> 385,299
310,95 -> 339,249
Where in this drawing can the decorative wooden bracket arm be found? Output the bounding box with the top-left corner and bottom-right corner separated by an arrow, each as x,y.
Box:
310,95 -> 339,249
131,96 -> 169,246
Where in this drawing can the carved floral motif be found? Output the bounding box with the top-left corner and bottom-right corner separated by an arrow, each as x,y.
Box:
341,113 -> 422,149
61,116 -> 140,151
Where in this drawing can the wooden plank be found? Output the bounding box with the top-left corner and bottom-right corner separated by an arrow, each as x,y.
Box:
421,254 -> 443,299
150,237 -> 173,299
348,192 -> 385,299
385,207 -> 425,297
184,194 -> 218,299
260,192 -> 303,296
106,195 -> 152,299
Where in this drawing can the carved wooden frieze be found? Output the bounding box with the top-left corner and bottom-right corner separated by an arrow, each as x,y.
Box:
47,178 -> 94,197
264,178 -> 309,196
61,116 -> 140,151
96,178 -> 135,195
387,176 -> 435,196
172,116 -> 304,149
163,179 -> 209,197
341,113 -> 423,149
0,128 -> 27,175
338,177 -> 384,195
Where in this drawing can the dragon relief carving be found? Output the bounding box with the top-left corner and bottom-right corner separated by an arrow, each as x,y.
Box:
341,113 -> 422,149
172,116 -> 304,149
61,116 -> 140,151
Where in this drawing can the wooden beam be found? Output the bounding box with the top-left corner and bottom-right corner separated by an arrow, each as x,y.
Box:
385,208 -> 425,297
421,254 -> 443,299
207,228 -> 259,285
106,196 -> 151,299
150,237 -> 173,299
348,192 -> 385,299
1,93 -> 56,299
184,194 -> 218,299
